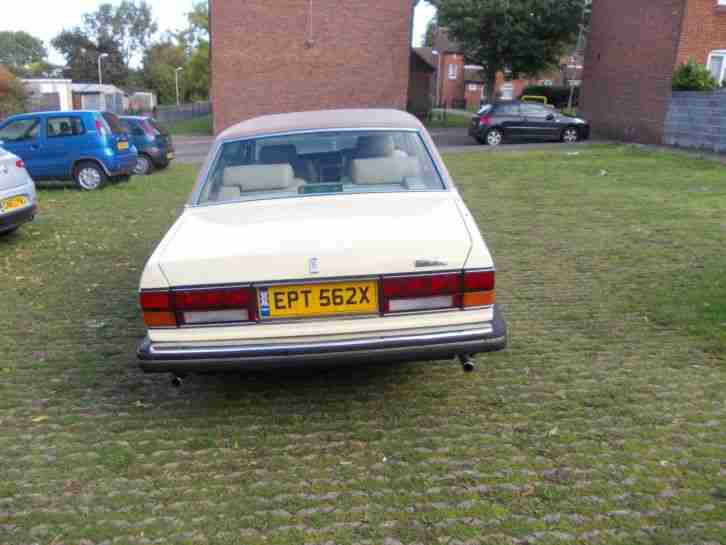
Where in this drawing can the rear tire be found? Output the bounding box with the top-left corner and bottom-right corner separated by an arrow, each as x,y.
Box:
133,155 -> 154,176
561,126 -> 580,144
73,161 -> 107,191
0,227 -> 18,237
485,128 -> 504,147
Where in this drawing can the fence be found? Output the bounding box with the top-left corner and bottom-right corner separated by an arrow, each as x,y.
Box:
664,90 -> 726,153
154,101 -> 212,125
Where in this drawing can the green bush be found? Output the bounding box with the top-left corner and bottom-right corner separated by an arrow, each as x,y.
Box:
520,85 -> 579,108
672,60 -> 718,91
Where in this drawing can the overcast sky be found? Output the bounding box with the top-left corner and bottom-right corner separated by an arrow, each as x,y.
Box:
2,0 -> 437,66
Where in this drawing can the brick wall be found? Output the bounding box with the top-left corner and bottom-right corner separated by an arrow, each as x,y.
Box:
676,0 -> 726,65
211,0 -> 413,134
438,53 -> 465,108
581,0 -> 687,144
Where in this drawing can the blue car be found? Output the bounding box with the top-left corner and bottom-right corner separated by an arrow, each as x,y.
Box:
120,116 -> 175,176
0,111 -> 138,191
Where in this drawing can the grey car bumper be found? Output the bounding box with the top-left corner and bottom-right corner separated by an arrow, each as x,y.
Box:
0,204 -> 36,233
138,306 -> 507,373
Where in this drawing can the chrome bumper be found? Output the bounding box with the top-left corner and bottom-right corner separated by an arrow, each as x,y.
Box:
138,307 -> 507,373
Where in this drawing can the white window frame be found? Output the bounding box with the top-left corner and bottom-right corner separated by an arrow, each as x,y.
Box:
718,0 -> 726,7
448,64 -> 458,80
707,50 -> 726,85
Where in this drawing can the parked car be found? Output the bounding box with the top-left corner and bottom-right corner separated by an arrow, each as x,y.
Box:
137,109 -> 507,383
0,147 -> 37,236
0,111 -> 138,190
120,116 -> 175,175
469,101 -> 590,146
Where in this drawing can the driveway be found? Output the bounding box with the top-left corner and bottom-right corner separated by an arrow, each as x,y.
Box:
174,128 -> 594,163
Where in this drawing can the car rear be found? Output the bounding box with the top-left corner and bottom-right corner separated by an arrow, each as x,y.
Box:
146,118 -> 174,166
0,149 -> 37,234
95,112 -> 138,176
137,113 -> 507,374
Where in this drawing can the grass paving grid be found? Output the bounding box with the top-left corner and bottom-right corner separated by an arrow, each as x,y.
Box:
0,145 -> 725,545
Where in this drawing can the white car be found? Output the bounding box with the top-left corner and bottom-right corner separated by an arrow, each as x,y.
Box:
0,147 -> 37,236
137,109 -> 506,382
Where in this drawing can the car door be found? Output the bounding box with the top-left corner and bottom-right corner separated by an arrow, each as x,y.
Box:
492,103 -> 526,140
0,117 -> 46,179
521,104 -> 560,141
44,115 -> 88,179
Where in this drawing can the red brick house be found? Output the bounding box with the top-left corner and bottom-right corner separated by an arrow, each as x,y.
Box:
581,0 -> 726,144
210,0 -> 417,133
425,28 -> 578,110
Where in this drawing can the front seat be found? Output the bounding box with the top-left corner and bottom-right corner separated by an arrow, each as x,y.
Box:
259,144 -> 316,182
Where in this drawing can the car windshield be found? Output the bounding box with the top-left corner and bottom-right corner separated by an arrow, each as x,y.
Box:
0,118 -> 40,142
147,119 -> 169,135
197,130 -> 446,205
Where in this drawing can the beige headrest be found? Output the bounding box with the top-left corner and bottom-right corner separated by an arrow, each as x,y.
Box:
350,157 -> 421,185
223,164 -> 295,191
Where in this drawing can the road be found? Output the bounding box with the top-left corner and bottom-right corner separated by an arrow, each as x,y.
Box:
173,128 -> 594,164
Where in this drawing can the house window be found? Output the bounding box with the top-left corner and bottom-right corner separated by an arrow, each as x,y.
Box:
448,64 -> 458,80
707,50 -> 726,84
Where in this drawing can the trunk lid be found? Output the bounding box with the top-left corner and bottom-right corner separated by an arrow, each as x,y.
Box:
157,193 -> 473,286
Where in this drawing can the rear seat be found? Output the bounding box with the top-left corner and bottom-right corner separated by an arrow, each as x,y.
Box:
350,157 -> 421,186
217,164 -> 305,201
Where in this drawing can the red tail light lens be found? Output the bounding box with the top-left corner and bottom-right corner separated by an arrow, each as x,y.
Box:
15,159 -> 25,169
381,271 -> 495,314
139,287 -> 257,328
479,115 -> 492,126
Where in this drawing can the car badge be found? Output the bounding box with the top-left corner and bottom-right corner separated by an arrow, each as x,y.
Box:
415,259 -> 448,268
309,258 -> 320,274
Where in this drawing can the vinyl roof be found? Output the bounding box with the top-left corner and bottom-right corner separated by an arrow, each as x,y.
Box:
218,109 -> 425,140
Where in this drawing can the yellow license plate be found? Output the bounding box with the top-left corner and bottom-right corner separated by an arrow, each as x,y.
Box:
117,141 -> 129,151
259,281 -> 378,320
1,196 -> 28,213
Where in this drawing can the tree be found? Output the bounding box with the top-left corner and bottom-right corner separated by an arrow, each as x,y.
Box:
52,30 -> 128,85
0,65 -> 27,118
142,41 -> 187,104
435,0 -> 584,100
0,31 -> 48,75
423,17 -> 438,48
82,1 -> 158,67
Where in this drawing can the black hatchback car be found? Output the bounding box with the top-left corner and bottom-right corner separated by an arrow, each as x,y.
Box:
469,101 -> 590,146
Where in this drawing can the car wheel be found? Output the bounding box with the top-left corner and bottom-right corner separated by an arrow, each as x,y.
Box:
485,129 -> 504,147
561,127 -> 580,144
133,155 -> 154,176
74,162 -> 107,191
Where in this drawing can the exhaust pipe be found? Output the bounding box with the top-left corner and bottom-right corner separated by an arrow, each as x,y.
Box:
459,354 -> 476,373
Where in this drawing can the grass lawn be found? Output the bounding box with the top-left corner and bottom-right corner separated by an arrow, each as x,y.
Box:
167,114 -> 213,136
424,111 -> 473,129
1,145 -> 725,544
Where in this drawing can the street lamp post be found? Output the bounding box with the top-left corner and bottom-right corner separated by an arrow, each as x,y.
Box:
175,67 -> 184,107
98,53 -> 109,86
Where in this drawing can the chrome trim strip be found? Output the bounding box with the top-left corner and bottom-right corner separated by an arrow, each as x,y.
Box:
140,326 -> 494,361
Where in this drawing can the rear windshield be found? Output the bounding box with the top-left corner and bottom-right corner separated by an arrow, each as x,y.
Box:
101,112 -> 126,134
147,119 -> 169,135
197,130 -> 445,205
477,104 -> 493,115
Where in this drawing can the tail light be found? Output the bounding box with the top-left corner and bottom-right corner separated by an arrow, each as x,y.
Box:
139,287 -> 257,328
479,115 -> 492,127
15,159 -> 25,169
381,270 -> 495,314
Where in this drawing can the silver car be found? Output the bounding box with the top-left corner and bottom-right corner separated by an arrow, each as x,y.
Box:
0,147 -> 37,236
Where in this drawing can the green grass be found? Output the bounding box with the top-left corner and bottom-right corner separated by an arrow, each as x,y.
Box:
0,146 -> 725,544
167,114 -> 213,136
424,111 -> 473,129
